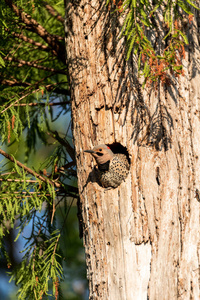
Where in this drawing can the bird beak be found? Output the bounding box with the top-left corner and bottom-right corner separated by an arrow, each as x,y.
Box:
84,149 -> 95,154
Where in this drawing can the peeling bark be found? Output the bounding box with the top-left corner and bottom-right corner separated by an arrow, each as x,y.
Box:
65,2 -> 200,299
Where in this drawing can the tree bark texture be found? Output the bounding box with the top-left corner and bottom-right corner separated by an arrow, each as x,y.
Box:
65,2 -> 200,299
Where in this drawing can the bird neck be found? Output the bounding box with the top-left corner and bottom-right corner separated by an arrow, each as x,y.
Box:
98,160 -> 110,171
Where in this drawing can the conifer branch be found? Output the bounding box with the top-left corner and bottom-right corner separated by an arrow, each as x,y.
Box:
13,101 -> 70,107
47,131 -> 76,162
0,148 -> 60,187
4,28 -> 54,53
4,0 -> 66,64
0,77 -> 70,96
41,1 -> 65,24
0,78 -> 31,87
1,84 -> 70,113
1,88 -> 41,113
5,57 -> 67,74
0,178 -> 38,183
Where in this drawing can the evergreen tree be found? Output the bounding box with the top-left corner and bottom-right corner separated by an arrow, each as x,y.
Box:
0,0 -> 200,299
0,1 -> 80,299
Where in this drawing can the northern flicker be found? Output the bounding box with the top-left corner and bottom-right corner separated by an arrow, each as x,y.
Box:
84,144 -> 130,188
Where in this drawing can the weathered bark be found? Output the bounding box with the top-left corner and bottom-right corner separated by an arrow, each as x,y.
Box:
65,1 -> 200,299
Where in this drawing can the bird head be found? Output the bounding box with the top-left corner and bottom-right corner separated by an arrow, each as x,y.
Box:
84,144 -> 114,165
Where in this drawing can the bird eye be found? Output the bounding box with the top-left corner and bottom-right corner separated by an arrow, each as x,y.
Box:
99,149 -> 102,151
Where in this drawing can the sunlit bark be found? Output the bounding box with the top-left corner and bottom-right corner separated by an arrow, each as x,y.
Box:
65,2 -> 200,299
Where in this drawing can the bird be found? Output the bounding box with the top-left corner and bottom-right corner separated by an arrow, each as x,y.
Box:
84,144 -> 130,188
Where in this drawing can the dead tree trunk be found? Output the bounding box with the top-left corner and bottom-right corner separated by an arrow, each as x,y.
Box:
65,2 -> 200,299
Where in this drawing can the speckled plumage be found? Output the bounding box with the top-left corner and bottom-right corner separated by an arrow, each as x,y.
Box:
98,153 -> 130,188
84,145 -> 130,188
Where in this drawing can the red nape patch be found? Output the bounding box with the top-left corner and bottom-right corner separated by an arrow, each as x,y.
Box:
107,146 -> 110,149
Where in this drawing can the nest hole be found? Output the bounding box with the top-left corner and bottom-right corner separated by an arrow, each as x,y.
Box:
106,142 -> 130,165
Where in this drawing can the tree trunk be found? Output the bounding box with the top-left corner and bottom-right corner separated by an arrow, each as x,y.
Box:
65,2 -> 200,299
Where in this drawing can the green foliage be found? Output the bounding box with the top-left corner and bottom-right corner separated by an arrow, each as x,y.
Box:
0,0 -> 68,144
0,1 -> 80,299
0,135 -> 77,298
108,0 -> 199,85
10,230 -> 62,299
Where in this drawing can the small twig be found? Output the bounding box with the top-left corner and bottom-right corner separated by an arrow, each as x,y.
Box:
51,201 -> 56,224
47,131 -> 76,161
0,178 -> 38,183
14,101 -> 70,107
0,78 -> 31,87
2,192 -> 53,196
1,84 -> 70,114
1,88 -> 41,114
5,57 -> 67,74
1,192 -> 68,199
6,29 -> 56,53
51,234 -> 60,265
57,161 -> 76,173
0,148 -> 60,187
41,0 -> 64,24
0,77 -> 70,96
1,171 -> 17,176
